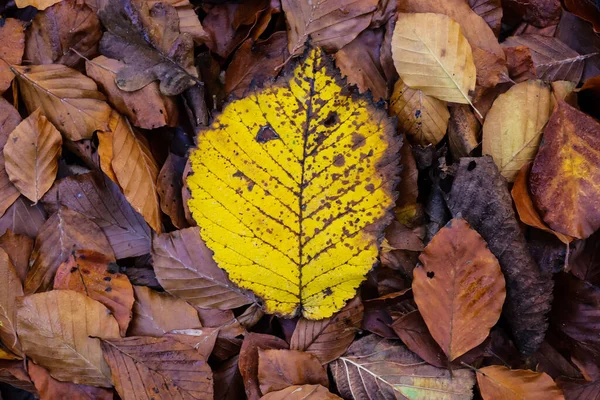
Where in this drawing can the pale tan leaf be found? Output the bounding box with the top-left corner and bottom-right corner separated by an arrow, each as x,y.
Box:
0,248 -> 23,357
11,64 -> 111,141
482,80 -> 554,182
16,290 -> 120,387
0,98 -> 22,217
0,19 -> 25,94
4,109 -> 62,203
392,13 -> 477,106
144,0 -> 209,43
15,0 -> 63,10
477,366 -> 565,400
389,78 -> 450,146
260,385 -> 341,400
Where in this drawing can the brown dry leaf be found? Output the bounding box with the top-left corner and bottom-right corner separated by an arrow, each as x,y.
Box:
384,220 -> 424,252
563,0 -> 600,33
258,349 -> 328,395
473,47 -> 510,88
108,112 -> 161,233
25,207 -> 115,294
281,0 -> 378,56
167,330 -> 220,360
157,153 -> 187,229
41,171 -> 151,259
152,226 -> 253,309
477,366 -> 565,400
4,109 -> 62,203
503,35 -> 594,83
468,0 -> 503,36
290,296 -> 363,365
0,197 -> 47,238
389,78 -> 450,146
392,13 -> 477,106
512,163 -> 573,244
53,250 -> 134,336
395,141 -> 419,223
551,81 -> 577,105
14,0 -> 62,10
0,230 -> 33,284
0,18 -> 25,94
0,98 -> 22,217
98,0 -> 199,96
96,130 -> 118,184
558,378 -> 600,400
214,355 -> 245,400
260,385 -> 341,400
504,45 -> 538,82
16,290 -> 120,387
237,303 -> 265,331
86,56 -> 178,130
28,361 -> 114,400
225,32 -> 287,98
239,333 -> 289,400
25,0 -> 101,69
336,29 -> 388,101
502,0 -> 562,28
129,285 -> 202,337
11,64 -> 111,141
413,218 -> 506,360
101,335 -> 213,400
448,104 -> 481,157
482,80 -> 554,182
330,335 -> 475,399
530,100 -> 600,239
0,248 -> 23,357
145,0 -> 208,44
0,361 -> 38,395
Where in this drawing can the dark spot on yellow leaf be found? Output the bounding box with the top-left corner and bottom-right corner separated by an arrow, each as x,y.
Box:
333,154 -> 345,167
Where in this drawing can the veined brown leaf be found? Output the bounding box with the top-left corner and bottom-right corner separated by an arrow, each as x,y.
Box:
11,64 -> 111,141
0,197 -> 47,238
260,385 -> 341,400
330,335 -> 475,399
0,248 -> 22,357
16,290 -> 120,387
152,226 -> 254,309
144,0 -> 209,44
0,361 -> 38,395
477,366 -> 565,400
258,349 -> 328,395
482,80 -> 554,182
4,109 -> 62,203
468,0 -> 503,36
0,19 -> 24,94
0,98 -> 22,217
389,78 -> 450,146
392,13 -> 477,106
157,153 -> 187,229
0,230 -> 33,284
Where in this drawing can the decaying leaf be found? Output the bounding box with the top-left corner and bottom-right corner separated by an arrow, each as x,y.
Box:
389,78 -> 450,146
0,18 -> 25,94
98,0 -> 199,96
261,385 -> 341,400
152,226 -> 254,310
4,109 -> 62,203
445,157 -> 553,354
0,99 -> 22,217
157,153 -> 187,229
392,13 -> 476,106
187,46 -> 400,319
281,0 -> 378,56
530,101 -> 600,239
413,218 -> 505,360
53,250 -> 134,336
258,349 -> 328,395
330,335 -> 475,399
477,366 -> 565,400
0,248 -> 22,357
482,80 -> 553,182
0,230 -> 33,284
11,64 -> 111,141
101,335 -> 213,400
16,290 -> 119,387
448,104 -> 480,157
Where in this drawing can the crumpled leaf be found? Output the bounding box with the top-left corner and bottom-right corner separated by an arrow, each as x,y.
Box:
330,335 -> 475,399
260,385 -> 341,400
444,156 -> 553,355
477,366 -> 565,400
101,335 -> 213,400
0,98 -> 22,217
16,290 -> 120,387
0,248 -> 23,357
448,104 -> 480,157
24,0 -> 101,69
392,13 -> 476,105
482,80 -> 554,182
152,226 -> 254,310
4,109 -> 62,203
281,0 -> 378,56
0,18 -> 25,94
413,218 -> 506,360
389,77 -> 450,146
11,64 -> 111,141
98,0 -> 199,96
530,101 -> 600,239
258,349 -> 328,395
504,45 -> 538,82
187,46 -> 400,319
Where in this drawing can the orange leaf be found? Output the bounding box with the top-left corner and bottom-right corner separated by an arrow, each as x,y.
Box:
257,349 -> 329,395
477,365 -> 565,400
413,218 -> 506,360
530,100 -> 600,239
54,250 -> 134,336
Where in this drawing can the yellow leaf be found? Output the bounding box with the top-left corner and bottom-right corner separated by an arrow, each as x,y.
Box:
482,80 -> 554,182
187,47 -> 400,319
391,13 -> 477,106
389,78 -> 450,146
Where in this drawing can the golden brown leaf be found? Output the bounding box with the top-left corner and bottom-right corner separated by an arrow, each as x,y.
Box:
12,64 -> 111,141
413,218 -> 506,360
260,385 -> 341,400
258,349 -> 328,395
0,18 -> 24,94
96,130 -> 118,183
0,98 -> 22,217
477,366 -> 565,400
157,153 -> 187,229
239,333 -> 288,400
0,248 -> 22,357
85,56 -> 178,129
16,290 -> 120,387
0,230 -> 33,284
504,45 -> 538,82
54,250 -> 134,336
530,100 -> 600,239
4,109 -> 62,203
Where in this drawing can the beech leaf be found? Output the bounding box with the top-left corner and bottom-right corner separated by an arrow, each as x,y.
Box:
0,230 -> 33,284
0,197 -> 47,239
0,18 -> 25,94
477,366 -> 565,400
257,349 -> 328,395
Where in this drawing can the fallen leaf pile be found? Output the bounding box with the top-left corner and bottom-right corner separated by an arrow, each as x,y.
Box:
0,0 -> 600,399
